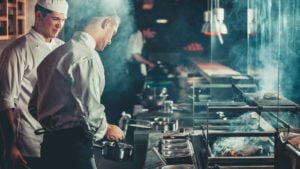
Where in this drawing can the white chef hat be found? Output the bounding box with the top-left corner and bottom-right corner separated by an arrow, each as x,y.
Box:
37,0 -> 68,17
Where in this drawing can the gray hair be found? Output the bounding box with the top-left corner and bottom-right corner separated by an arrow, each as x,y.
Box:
90,16 -> 120,27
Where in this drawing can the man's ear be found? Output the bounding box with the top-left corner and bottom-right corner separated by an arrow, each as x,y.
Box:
101,18 -> 112,29
35,11 -> 44,21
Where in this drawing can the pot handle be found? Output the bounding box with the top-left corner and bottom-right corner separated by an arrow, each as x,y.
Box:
114,139 -> 125,148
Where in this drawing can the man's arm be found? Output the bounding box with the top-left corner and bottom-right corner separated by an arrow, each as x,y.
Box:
0,46 -> 27,167
0,109 -> 27,166
132,53 -> 155,68
131,31 -> 155,68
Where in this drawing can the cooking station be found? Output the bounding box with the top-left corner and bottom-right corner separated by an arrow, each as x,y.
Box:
131,62 -> 300,169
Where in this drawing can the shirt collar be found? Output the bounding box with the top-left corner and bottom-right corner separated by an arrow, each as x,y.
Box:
29,28 -> 47,42
72,31 -> 96,50
29,28 -> 57,49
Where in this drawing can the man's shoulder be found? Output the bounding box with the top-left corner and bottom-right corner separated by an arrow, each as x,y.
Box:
0,35 -> 31,57
5,35 -> 28,49
69,40 -> 95,58
52,38 -> 65,46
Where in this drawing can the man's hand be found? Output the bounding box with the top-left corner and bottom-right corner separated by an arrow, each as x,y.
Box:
142,28 -> 156,39
9,145 -> 28,168
105,124 -> 124,141
147,62 -> 156,69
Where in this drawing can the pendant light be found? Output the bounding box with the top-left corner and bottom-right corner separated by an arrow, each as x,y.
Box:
201,0 -> 212,35
201,10 -> 210,34
202,0 -> 228,36
247,8 -> 255,35
214,6 -> 228,34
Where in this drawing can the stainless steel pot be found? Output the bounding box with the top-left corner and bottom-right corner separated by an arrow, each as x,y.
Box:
94,141 -> 133,162
139,86 -> 168,110
128,118 -> 179,132
162,164 -> 195,169
153,118 -> 179,132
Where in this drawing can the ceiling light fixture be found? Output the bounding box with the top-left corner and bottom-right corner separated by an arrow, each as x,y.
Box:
201,10 -> 210,34
214,7 -> 228,34
142,0 -> 154,10
202,0 -> 228,37
156,19 -> 168,24
247,8 -> 256,35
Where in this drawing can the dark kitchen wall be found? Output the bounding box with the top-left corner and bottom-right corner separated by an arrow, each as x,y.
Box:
135,0 -> 249,67
136,0 -> 206,53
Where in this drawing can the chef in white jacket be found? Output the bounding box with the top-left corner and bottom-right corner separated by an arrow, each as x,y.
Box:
28,15 -> 124,169
0,0 -> 68,169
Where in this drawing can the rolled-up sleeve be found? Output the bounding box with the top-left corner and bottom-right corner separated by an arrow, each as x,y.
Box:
131,31 -> 143,54
67,57 -> 108,141
0,47 -> 25,111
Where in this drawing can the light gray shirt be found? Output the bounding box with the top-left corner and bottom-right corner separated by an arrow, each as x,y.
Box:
0,28 -> 64,157
29,31 -> 108,141
127,30 -> 144,61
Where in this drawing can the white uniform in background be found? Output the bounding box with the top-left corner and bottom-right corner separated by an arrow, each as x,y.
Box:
128,30 -> 144,59
128,30 -> 147,76
0,28 -> 64,157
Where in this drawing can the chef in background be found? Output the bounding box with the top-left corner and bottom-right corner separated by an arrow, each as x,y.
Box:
28,14 -> 123,169
0,0 -> 68,168
127,28 -> 156,109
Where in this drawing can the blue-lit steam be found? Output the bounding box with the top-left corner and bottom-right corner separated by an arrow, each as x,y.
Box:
249,0 -> 300,100
64,0 -> 135,91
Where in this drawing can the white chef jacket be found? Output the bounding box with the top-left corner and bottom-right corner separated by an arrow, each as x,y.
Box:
29,31 -> 108,141
0,28 -> 64,157
127,30 -> 148,75
127,30 -> 144,61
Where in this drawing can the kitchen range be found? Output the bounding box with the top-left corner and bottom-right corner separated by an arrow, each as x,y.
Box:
130,61 -> 300,169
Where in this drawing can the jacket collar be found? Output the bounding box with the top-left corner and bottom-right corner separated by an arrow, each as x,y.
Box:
72,31 -> 96,50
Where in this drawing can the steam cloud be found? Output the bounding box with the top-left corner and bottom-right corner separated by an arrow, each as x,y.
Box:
249,0 -> 299,99
65,0 -> 135,91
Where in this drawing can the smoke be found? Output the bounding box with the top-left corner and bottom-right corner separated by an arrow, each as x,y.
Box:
228,39 -> 248,73
211,136 -> 268,157
227,0 -> 248,32
223,0 -> 300,102
228,112 -> 260,131
250,0 -> 300,99
211,112 -> 273,157
65,0 -> 135,91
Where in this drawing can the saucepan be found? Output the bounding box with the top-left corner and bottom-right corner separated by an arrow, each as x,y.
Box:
138,86 -> 169,110
93,140 -> 134,162
128,118 -> 179,132
161,164 -> 195,169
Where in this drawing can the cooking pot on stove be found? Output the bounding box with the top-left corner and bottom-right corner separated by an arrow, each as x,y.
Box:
139,86 -> 168,110
162,164 -> 195,169
128,118 -> 179,132
148,60 -> 171,78
94,141 -> 133,161
153,118 -> 179,132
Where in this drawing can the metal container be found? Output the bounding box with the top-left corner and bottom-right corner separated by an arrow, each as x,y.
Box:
94,141 -> 134,162
153,118 -> 179,132
162,164 -> 194,169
